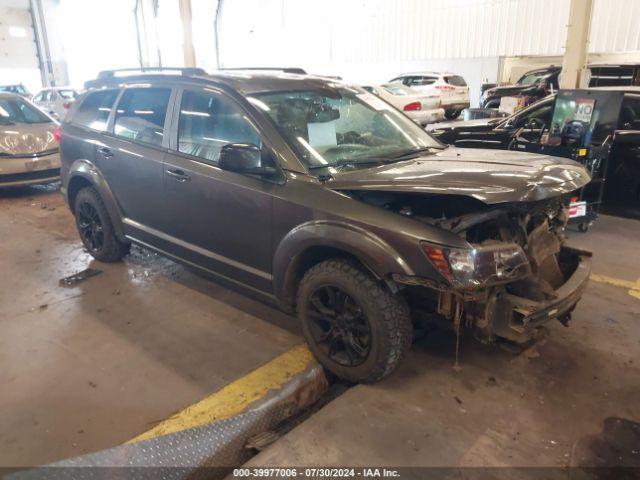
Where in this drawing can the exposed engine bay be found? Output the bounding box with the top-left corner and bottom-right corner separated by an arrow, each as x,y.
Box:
350,190 -> 592,345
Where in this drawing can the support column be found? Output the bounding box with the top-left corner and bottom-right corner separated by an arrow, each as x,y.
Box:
179,0 -> 197,67
560,0 -> 593,88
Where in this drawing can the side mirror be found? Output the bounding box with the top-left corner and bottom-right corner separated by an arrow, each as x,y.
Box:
218,143 -> 277,176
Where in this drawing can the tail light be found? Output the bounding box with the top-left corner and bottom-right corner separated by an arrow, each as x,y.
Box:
63,101 -> 72,109
53,126 -> 62,143
435,85 -> 455,92
403,101 -> 422,111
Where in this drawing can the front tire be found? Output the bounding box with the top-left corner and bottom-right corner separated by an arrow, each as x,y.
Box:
74,187 -> 130,262
297,259 -> 412,383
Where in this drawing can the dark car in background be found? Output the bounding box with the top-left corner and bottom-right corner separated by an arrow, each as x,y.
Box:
480,66 -> 561,109
429,87 -> 640,220
480,63 -> 640,110
59,68 -> 591,383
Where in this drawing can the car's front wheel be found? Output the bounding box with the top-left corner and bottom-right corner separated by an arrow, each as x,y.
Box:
297,259 -> 412,383
74,187 -> 130,262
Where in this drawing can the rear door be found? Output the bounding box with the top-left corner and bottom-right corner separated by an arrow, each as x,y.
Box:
160,86 -> 275,292
98,86 -> 174,232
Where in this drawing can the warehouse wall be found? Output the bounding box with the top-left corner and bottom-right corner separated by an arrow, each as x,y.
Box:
0,0 -> 41,91
217,0 -> 640,99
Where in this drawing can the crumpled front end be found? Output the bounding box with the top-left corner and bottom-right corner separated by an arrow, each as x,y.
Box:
389,193 -> 592,344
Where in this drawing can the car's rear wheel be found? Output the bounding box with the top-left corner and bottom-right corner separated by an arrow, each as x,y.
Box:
297,259 -> 412,383
484,99 -> 500,109
74,187 -> 130,262
445,109 -> 461,119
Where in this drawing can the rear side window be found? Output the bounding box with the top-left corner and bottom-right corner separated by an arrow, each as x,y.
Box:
405,76 -> 437,86
72,89 -> 119,131
59,90 -> 76,99
177,90 -> 260,163
113,88 -> 171,147
445,75 -> 467,87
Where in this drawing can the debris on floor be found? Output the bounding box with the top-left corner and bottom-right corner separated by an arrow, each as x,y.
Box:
59,268 -> 103,287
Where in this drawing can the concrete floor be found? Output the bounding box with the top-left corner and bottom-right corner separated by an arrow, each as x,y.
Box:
249,215 -> 640,470
0,184 -> 301,467
2,183 -> 639,471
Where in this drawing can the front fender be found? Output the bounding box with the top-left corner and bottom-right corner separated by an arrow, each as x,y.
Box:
67,159 -> 126,241
273,220 -> 415,305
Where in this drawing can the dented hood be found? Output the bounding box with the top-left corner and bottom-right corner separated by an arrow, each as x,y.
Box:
327,147 -> 591,204
0,123 -> 57,156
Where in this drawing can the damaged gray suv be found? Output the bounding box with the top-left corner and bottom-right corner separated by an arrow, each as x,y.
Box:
60,68 -> 592,383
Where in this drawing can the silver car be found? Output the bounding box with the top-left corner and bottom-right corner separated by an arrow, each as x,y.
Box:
0,93 -> 61,187
32,87 -> 78,120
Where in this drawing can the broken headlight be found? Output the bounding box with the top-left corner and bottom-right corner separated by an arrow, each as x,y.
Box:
422,242 -> 531,289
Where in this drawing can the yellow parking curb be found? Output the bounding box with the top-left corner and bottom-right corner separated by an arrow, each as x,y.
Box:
129,344 -> 314,443
590,273 -> 640,300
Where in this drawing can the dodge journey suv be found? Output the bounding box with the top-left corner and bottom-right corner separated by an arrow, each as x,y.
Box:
60,68 -> 592,383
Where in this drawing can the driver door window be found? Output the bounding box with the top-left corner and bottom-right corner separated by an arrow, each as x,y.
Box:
515,104 -> 553,130
177,90 -> 261,164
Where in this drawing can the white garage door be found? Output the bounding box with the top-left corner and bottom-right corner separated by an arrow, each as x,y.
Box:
0,0 -> 42,93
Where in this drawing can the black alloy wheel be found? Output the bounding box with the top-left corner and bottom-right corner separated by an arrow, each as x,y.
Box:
77,201 -> 105,254
306,284 -> 372,367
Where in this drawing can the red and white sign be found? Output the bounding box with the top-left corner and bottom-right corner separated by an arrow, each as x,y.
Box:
569,201 -> 587,218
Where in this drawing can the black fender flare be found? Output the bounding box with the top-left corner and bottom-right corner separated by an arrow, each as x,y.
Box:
273,220 -> 415,307
66,159 -> 127,241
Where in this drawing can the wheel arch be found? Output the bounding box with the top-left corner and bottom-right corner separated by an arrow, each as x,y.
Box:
273,221 -> 414,312
66,159 -> 127,241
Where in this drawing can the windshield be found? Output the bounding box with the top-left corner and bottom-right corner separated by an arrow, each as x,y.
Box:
251,87 -> 442,172
517,72 -> 549,86
0,97 -> 52,124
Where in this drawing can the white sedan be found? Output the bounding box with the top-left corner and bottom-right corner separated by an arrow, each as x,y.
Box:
363,83 -> 445,126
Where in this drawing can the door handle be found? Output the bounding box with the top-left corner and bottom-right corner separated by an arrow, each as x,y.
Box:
166,168 -> 190,182
98,147 -> 113,158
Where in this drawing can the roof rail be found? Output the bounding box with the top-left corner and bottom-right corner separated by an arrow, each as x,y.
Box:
219,67 -> 307,75
96,67 -> 208,80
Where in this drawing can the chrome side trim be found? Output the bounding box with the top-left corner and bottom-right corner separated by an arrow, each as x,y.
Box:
126,235 -> 276,301
123,218 -> 273,280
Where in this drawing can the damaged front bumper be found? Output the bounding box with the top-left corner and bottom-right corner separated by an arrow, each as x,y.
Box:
486,246 -> 591,343
394,246 -> 592,345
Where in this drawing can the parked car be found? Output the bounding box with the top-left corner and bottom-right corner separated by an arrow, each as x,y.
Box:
60,68 -> 591,383
32,87 -> 79,120
362,83 -> 444,125
0,83 -> 32,98
0,93 -> 61,187
480,64 -> 640,111
480,66 -> 561,109
389,72 -> 470,119
429,87 -> 640,223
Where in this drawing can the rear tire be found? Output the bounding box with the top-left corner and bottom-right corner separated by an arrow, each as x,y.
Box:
445,109 -> 461,120
484,100 -> 500,109
74,187 -> 130,262
297,259 -> 412,383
